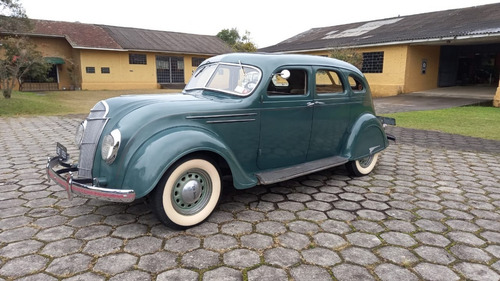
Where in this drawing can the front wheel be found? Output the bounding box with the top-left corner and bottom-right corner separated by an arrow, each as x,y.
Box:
150,157 -> 221,229
346,153 -> 379,177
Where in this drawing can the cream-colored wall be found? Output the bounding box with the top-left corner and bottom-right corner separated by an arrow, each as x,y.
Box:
404,45 -> 440,93
80,51 -> 210,90
80,50 -> 158,90
360,45 -> 408,97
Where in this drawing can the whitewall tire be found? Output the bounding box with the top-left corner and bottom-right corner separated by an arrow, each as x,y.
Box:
151,157 -> 221,229
346,153 -> 379,177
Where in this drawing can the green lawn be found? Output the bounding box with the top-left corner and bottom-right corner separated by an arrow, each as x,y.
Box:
0,89 -> 178,116
385,106 -> 500,141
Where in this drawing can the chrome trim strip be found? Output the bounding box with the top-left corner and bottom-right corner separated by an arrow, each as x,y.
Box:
47,157 -> 135,203
186,113 -> 257,119
206,119 -> 256,124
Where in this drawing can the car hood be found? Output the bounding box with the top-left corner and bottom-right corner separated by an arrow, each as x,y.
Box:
104,91 -> 243,120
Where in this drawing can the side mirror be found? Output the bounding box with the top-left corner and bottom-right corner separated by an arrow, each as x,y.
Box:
279,69 -> 290,79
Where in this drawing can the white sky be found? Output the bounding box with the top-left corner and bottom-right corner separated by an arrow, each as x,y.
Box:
21,0 -> 500,48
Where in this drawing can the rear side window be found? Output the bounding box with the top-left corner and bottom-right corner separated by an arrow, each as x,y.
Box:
315,70 -> 344,94
348,75 -> 365,93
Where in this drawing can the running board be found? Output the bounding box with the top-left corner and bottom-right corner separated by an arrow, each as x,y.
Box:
256,156 -> 349,185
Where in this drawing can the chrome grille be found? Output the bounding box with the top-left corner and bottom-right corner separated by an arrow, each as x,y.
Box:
77,101 -> 109,179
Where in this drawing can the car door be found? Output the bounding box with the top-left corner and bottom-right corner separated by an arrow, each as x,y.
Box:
307,67 -> 351,161
257,67 -> 313,170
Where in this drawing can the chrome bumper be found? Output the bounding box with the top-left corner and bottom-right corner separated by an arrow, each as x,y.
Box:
46,156 -> 135,203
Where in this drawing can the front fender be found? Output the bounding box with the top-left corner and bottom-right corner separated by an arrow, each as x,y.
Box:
343,113 -> 388,160
121,127 -> 257,198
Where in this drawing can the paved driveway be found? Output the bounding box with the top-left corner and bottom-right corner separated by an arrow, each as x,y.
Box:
1,116 -> 500,281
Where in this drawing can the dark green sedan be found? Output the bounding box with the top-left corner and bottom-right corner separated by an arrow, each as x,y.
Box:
48,53 -> 393,229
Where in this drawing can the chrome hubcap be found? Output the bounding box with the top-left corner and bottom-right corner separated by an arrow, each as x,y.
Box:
181,180 -> 202,204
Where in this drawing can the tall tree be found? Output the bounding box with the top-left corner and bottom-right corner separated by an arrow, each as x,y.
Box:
1,0 -> 49,98
0,0 -> 31,32
0,37 -> 49,98
217,28 -> 257,53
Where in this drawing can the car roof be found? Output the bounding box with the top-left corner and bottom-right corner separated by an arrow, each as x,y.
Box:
208,53 -> 362,75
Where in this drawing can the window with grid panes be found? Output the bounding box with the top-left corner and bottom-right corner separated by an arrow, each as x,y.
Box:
361,52 -> 384,73
192,57 -> 205,67
129,54 -> 147,65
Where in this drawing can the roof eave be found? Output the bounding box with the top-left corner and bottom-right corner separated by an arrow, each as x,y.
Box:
270,32 -> 500,53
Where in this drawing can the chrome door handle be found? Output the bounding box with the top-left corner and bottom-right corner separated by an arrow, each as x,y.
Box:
307,101 -> 325,106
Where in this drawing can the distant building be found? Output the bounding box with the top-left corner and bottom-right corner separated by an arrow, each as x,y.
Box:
0,20 -> 233,91
259,3 -> 500,97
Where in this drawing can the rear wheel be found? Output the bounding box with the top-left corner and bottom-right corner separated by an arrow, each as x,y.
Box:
346,153 -> 379,177
150,157 -> 221,229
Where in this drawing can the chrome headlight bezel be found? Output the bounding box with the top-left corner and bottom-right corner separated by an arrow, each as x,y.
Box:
75,120 -> 87,148
101,129 -> 121,164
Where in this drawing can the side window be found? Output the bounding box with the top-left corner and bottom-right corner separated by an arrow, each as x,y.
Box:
315,70 -> 344,94
267,69 -> 307,96
348,75 -> 365,93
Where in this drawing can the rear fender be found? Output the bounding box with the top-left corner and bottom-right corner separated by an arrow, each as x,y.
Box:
121,127 -> 256,198
343,113 -> 388,160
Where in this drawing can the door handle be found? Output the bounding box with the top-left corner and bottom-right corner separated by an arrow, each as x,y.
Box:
307,101 -> 325,107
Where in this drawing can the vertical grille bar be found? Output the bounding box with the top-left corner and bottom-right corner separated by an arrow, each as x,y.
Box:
77,101 -> 109,179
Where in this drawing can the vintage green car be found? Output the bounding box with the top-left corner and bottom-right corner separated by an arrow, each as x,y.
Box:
47,53 -> 394,229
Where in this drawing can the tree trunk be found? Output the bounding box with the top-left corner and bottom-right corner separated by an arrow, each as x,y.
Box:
2,88 -> 12,98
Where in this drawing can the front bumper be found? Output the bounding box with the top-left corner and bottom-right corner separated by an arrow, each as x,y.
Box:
46,156 -> 135,203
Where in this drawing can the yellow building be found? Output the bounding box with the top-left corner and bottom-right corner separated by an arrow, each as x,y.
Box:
1,20 -> 233,91
259,3 -> 500,98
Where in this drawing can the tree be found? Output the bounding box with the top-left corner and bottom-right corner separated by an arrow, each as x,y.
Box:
0,37 -> 50,98
329,48 -> 363,70
1,0 -> 49,98
0,0 -> 31,32
217,28 -> 257,53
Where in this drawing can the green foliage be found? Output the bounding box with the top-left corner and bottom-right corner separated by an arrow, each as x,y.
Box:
217,28 -> 240,46
329,48 -> 363,69
385,106 -> 500,141
0,36 -> 50,98
0,0 -> 31,32
217,28 -> 257,52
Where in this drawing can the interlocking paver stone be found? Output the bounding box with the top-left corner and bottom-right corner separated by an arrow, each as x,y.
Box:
94,253 -> 137,275
290,264 -> 331,281
374,264 -> 419,281
2,116 -> 500,280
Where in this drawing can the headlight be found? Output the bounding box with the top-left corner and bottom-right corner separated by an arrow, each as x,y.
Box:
75,120 -> 86,148
101,129 -> 121,164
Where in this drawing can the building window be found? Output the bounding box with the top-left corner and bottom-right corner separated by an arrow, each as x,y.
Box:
86,67 -> 95,74
129,54 -> 147,65
361,52 -> 384,73
101,67 -> 110,74
192,57 -> 205,67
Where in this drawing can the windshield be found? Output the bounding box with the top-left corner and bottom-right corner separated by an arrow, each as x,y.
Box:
185,62 -> 262,96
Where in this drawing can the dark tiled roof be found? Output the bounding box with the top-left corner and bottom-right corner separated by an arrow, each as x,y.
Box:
99,25 -> 233,55
2,19 -> 232,55
260,3 -> 500,53
31,20 -> 122,50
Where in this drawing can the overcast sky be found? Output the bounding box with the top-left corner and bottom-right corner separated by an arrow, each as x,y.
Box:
21,0 -> 500,48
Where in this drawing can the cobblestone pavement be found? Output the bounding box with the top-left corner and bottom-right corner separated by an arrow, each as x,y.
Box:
1,116 -> 500,281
